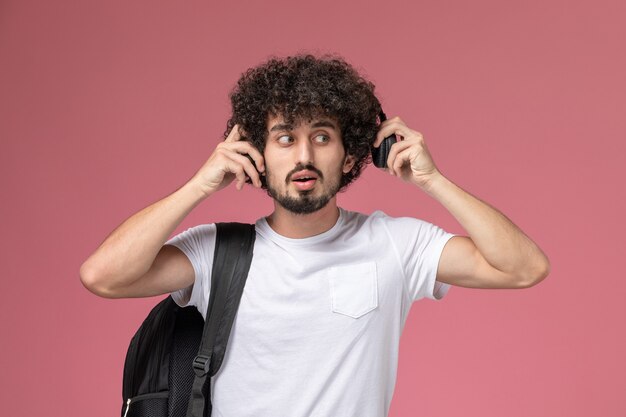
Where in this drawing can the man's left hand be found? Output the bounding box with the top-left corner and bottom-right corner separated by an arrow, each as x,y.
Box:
373,116 -> 441,189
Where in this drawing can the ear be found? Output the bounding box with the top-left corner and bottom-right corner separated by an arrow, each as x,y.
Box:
342,154 -> 356,174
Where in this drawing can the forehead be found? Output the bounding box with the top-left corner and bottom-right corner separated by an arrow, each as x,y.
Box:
266,113 -> 339,133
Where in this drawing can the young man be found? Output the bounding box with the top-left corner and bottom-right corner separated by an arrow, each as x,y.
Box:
80,54 -> 550,417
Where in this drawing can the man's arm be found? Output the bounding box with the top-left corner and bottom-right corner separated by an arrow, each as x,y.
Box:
79,182 -> 207,298
424,173 -> 550,288
79,124 -> 265,298
374,116 -> 550,289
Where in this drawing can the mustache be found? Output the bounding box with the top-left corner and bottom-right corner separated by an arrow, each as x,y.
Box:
285,163 -> 323,184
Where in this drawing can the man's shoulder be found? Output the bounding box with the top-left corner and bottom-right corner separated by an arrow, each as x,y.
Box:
339,208 -> 393,232
341,207 -> 396,223
165,223 -> 217,246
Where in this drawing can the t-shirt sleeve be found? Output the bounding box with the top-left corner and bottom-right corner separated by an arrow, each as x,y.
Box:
379,212 -> 458,302
164,223 -> 217,318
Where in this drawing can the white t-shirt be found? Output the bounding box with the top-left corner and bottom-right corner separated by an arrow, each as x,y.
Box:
165,207 -> 457,417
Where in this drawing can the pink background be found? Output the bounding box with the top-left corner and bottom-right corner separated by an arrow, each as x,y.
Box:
2,0 -> 624,416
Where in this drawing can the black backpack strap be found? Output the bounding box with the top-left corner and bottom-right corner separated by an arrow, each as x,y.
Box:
186,222 -> 255,417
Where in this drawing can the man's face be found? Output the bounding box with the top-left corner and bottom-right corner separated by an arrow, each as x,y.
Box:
263,113 -> 355,214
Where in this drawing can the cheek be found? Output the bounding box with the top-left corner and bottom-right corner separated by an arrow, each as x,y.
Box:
263,160 -> 284,185
264,150 -> 292,174
263,148 -> 282,169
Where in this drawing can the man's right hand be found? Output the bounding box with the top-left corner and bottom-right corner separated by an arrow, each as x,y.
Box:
80,124 -> 266,298
189,124 -> 265,197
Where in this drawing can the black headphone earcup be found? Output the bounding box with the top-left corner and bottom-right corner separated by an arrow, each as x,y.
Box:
372,135 -> 397,168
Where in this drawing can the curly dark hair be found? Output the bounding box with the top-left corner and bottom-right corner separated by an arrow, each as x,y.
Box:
223,52 -> 382,192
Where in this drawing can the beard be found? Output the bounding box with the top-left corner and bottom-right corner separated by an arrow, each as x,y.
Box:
265,163 -> 342,215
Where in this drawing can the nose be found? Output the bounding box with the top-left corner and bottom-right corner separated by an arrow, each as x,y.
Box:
294,137 -> 314,165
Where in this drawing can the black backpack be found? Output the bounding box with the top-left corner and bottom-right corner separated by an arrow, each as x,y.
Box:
121,222 -> 256,417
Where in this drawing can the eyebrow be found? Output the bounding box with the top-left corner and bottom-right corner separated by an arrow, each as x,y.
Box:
269,119 -> 337,133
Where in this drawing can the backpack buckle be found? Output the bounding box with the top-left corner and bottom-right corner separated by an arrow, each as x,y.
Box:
192,353 -> 211,377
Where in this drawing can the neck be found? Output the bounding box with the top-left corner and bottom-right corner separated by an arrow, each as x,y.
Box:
266,197 -> 341,239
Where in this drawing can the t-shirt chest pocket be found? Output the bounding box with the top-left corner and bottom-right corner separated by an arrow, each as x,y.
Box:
328,262 -> 379,318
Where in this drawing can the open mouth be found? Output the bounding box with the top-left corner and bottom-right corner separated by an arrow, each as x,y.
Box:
291,170 -> 319,182
290,169 -> 320,191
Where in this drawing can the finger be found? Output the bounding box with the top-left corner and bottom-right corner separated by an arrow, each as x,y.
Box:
224,150 -> 263,188
373,120 -> 410,148
223,141 -> 265,172
221,157 -> 247,190
224,124 -> 244,143
392,147 -> 416,177
386,140 -> 413,173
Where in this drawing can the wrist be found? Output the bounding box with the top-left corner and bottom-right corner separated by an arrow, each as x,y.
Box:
181,179 -> 214,202
420,170 -> 448,196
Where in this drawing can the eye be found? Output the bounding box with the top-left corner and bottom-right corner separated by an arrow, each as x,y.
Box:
277,135 -> 293,144
314,134 -> 330,143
